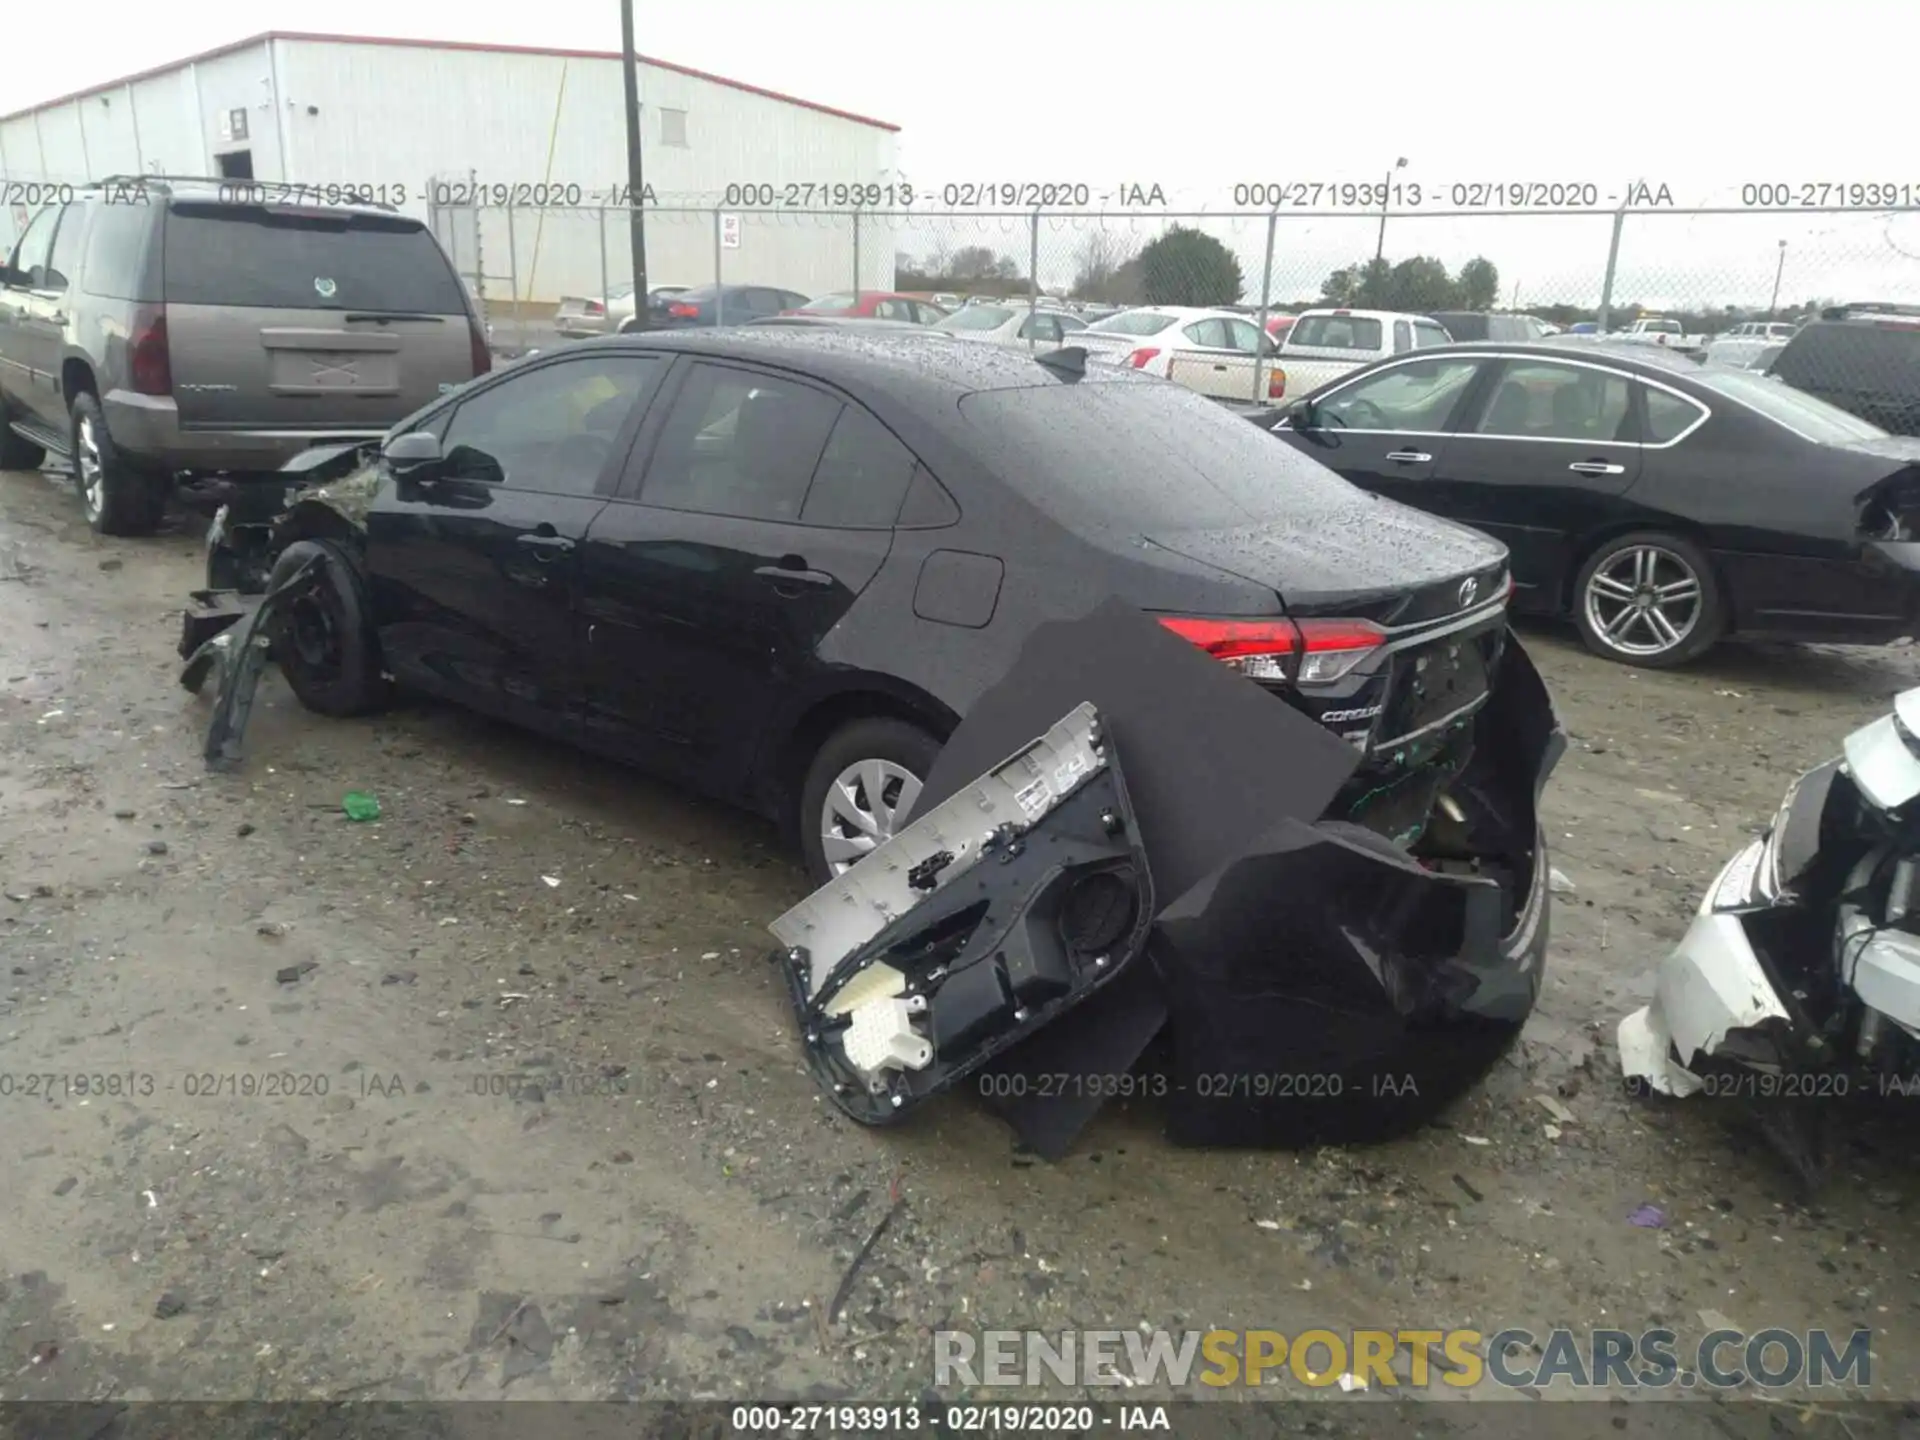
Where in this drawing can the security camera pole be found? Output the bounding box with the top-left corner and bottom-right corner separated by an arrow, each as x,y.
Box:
620,0 -> 650,331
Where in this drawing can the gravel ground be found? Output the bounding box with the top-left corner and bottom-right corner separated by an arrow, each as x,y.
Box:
6,462 -> 1920,1429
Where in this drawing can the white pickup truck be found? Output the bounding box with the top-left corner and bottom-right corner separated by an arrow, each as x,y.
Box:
1613,318 -> 1707,349
1272,308 -> 1456,399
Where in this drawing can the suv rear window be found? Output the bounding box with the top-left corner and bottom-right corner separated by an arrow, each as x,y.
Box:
162,203 -> 465,312
1771,322 -> 1920,388
1288,314 -> 1384,350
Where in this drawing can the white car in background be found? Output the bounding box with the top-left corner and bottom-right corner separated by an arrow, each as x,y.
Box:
554,281 -> 693,337
1072,306 -> 1286,403
1704,320 -> 1799,370
932,302 -> 1089,348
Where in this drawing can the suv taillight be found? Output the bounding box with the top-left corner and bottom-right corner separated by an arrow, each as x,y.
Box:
469,316 -> 492,376
1158,615 -> 1386,685
128,306 -> 172,395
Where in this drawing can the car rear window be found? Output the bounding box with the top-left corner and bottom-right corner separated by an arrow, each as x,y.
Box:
1288,315 -> 1384,350
163,204 -> 465,312
1692,366 -> 1888,443
959,381 -> 1362,532
802,292 -> 858,312
1085,310 -> 1177,336
938,306 -> 1013,331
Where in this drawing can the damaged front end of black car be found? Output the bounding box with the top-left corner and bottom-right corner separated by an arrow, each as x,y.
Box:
771,598 -> 1564,1158
179,438 -> 387,766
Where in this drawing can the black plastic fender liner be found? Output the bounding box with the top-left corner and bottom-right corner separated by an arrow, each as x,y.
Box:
178,552 -> 325,771
780,720 -> 1155,1126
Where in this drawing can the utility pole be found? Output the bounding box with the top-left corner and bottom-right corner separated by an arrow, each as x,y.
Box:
619,0 -> 650,330
1372,156 -> 1407,266
1769,239 -> 1787,318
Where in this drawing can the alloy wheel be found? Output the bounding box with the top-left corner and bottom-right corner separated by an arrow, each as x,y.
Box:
1583,544 -> 1703,659
76,415 -> 104,519
820,758 -> 923,875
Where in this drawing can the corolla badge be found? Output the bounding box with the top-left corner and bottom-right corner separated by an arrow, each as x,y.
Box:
314,277 -> 337,299
1458,576 -> 1479,608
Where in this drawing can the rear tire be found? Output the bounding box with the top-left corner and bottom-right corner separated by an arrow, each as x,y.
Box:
1572,530 -> 1723,668
70,391 -> 166,536
266,539 -> 391,717
798,716 -> 943,887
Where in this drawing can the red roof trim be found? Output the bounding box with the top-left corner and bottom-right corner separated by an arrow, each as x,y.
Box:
0,30 -> 901,132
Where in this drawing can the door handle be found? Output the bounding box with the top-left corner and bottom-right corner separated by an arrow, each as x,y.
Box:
1568,461 -> 1626,475
515,531 -> 575,559
754,563 -> 833,590
1385,450 -> 1432,464
1212,364 -> 1228,372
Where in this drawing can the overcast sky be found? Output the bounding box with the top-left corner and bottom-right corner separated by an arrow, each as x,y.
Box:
4,0 -> 1917,307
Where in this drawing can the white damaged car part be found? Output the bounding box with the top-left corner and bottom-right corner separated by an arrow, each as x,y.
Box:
1619,688 -> 1920,1177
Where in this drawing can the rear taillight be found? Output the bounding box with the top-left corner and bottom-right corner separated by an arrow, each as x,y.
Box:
128,306 -> 171,395
469,316 -> 492,376
668,303 -> 700,319
1159,615 -> 1387,685
584,300 -> 605,316
1267,366 -> 1287,400
1291,618 -> 1388,684
1124,347 -> 1160,368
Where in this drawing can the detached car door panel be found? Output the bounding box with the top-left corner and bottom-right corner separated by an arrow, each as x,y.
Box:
1429,358 -> 1644,609
579,360 -> 914,797
368,351 -> 669,735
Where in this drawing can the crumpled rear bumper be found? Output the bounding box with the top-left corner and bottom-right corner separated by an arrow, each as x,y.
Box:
774,597 -> 1565,1156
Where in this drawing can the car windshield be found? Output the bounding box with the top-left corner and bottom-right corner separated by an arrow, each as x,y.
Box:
1288,315 -> 1385,350
937,306 -> 1014,332
1693,368 -> 1889,443
1085,310 -> 1176,336
802,293 -> 859,312
959,381 -> 1362,532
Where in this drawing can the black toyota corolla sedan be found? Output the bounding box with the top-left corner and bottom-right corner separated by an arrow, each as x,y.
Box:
1260,340 -> 1920,667
200,329 -> 1523,888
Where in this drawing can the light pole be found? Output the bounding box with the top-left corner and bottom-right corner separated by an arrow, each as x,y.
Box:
1372,156 -> 1408,267
619,0 -> 650,331
1768,239 -> 1787,318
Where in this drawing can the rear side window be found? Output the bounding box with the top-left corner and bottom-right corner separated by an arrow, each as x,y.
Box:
1412,321 -> 1452,348
162,203 -> 465,312
44,203 -> 88,290
800,406 -> 918,528
1288,314 -> 1384,349
81,200 -> 157,299
1642,386 -> 1708,444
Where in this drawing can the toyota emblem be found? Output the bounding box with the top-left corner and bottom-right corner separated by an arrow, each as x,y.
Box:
1458,576 -> 1479,608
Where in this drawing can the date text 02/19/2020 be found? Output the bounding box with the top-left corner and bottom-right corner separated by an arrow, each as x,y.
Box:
974,1071 -> 1420,1100
1229,180 -> 1676,210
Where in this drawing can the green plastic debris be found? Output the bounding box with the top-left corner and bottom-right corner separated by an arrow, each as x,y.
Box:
342,791 -> 381,822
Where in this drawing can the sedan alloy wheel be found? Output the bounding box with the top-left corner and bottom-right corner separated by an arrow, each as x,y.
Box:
1581,543 -> 1704,660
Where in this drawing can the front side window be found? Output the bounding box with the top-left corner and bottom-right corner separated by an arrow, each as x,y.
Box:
1316,357 -> 1484,431
6,206 -> 61,287
438,355 -> 665,493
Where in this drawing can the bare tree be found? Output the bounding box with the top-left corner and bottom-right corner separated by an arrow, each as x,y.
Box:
1071,228 -> 1144,301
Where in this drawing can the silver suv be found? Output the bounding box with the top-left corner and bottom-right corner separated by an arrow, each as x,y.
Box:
0,176 -> 489,534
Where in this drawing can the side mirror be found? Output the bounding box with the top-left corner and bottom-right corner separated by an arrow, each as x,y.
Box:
382,429 -> 442,476
1286,398 -> 1317,430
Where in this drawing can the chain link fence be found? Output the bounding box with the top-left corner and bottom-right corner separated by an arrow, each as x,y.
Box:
418,199 -> 1920,360
3,173 -> 1918,368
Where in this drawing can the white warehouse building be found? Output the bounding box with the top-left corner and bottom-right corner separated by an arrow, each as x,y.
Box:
0,31 -> 903,309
